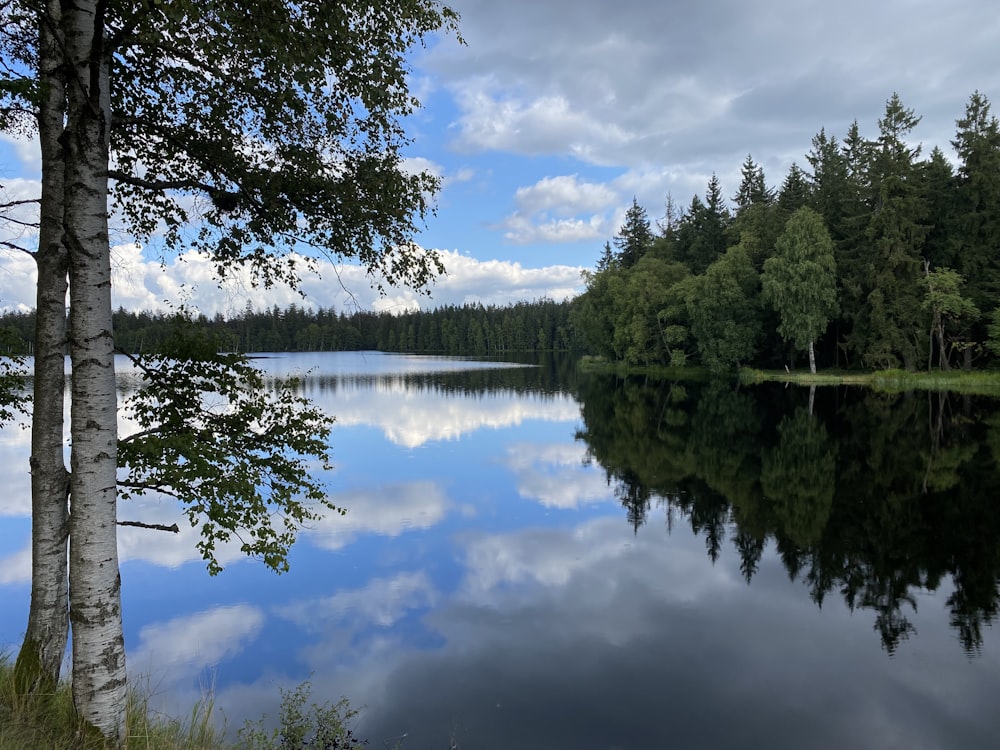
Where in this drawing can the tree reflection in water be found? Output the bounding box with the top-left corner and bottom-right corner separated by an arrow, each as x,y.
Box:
574,374 -> 1000,655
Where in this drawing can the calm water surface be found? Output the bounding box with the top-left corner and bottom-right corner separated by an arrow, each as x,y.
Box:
2,351 -> 1000,749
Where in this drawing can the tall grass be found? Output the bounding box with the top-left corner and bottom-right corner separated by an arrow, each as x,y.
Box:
0,655 -> 228,749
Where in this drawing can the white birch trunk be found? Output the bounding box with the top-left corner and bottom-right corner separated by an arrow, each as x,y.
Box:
63,1 -> 126,741
808,339 -> 817,374
16,0 -> 71,691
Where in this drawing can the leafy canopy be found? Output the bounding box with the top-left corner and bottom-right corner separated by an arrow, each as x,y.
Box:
117,319 -> 337,575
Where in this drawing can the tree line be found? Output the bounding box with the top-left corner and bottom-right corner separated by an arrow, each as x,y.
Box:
0,297 -> 577,357
570,91 -> 1000,373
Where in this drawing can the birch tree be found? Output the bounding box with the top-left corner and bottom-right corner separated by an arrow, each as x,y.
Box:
761,207 -> 839,373
2,0 -> 459,741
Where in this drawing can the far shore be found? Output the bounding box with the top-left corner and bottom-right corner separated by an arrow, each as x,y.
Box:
577,357 -> 1000,396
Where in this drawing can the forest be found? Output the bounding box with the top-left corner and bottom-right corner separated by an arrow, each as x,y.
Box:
571,91 -> 1000,373
0,298 -> 577,358
2,91 -> 999,373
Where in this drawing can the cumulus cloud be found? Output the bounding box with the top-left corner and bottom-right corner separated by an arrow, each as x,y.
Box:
277,571 -> 437,631
305,480 -> 450,551
418,0 -> 1000,225
458,516 -> 724,597
0,244 -> 585,316
129,604 -> 265,683
504,442 -> 611,509
327,378 -> 580,447
0,543 -> 31,585
514,175 -> 617,216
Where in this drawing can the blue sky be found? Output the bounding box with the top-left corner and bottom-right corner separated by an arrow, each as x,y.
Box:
2,0 -> 1000,315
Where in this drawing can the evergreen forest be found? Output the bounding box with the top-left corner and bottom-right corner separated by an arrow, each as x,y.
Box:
3,91 -> 999,373
0,298 -> 577,358
572,92 -> 1000,373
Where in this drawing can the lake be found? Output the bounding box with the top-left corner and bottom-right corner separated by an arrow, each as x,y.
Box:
2,351 -> 1000,749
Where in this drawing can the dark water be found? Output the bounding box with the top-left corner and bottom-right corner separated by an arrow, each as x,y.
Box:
1,353 -> 999,749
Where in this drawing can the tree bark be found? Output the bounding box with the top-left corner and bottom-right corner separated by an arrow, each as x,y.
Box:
16,0 -> 71,693
63,1 -> 126,741
808,339 -> 817,374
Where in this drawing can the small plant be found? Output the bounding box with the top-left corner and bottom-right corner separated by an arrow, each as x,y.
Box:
238,682 -> 366,750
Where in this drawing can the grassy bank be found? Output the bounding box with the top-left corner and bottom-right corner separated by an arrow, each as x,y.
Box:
0,657 -> 225,750
739,367 -> 1000,396
578,357 -> 1000,396
0,655 -> 376,750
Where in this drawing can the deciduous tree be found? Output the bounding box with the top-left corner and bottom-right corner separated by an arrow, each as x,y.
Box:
2,0 -> 459,741
761,207 -> 839,373
687,245 -> 761,370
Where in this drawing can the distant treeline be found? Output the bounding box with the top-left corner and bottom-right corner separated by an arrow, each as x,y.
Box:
0,298 -> 577,357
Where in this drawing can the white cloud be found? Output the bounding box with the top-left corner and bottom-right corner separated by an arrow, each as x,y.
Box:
450,81 -> 632,163
504,442 -> 611,509
458,515 -> 740,604
432,249 -> 584,304
328,378 -> 580,447
0,132 -> 41,175
514,175 -> 617,216
277,571 -> 437,630
305,480 -> 450,551
0,544 -> 31,585
0,244 -> 585,316
401,156 -> 445,179
500,212 -> 607,245
129,604 -> 264,683
116,494 -> 251,572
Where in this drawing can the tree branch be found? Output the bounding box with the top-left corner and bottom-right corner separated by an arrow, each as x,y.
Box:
117,520 -> 180,533
0,239 -> 34,257
107,169 -> 215,194
0,198 -> 41,209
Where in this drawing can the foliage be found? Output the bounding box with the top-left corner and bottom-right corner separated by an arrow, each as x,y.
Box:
920,265 -> 979,370
761,207 -> 838,369
117,319 -> 338,575
238,683 -> 366,750
0,330 -> 28,427
569,90 -> 1000,374
761,408 -> 836,547
2,0 -> 462,737
686,246 -> 761,370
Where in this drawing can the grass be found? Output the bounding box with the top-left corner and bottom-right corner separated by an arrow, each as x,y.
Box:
579,356 -> 1000,396
0,654 -> 227,750
0,655 -> 384,750
738,367 -> 1000,395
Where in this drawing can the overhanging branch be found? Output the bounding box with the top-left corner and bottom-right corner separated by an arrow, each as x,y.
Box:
107,169 -> 215,194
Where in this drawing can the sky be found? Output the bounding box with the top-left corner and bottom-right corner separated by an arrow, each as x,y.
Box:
2,0 -> 999,316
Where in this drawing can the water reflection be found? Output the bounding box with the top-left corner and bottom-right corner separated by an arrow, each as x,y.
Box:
2,354 -> 1000,748
574,374 -> 1000,655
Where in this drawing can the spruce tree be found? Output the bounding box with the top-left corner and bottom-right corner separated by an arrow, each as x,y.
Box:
862,94 -> 928,369
952,92 -> 1000,340
613,197 -> 655,269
